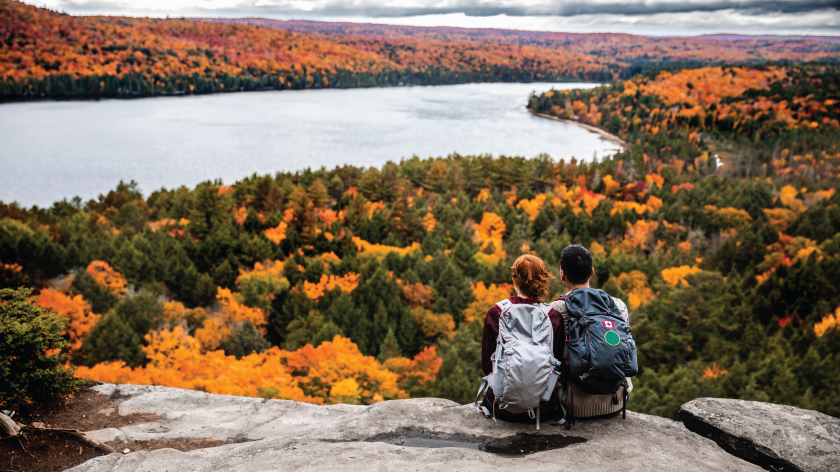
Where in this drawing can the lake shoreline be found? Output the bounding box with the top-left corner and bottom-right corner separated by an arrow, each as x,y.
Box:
529,109 -> 628,151
0,79 -> 597,105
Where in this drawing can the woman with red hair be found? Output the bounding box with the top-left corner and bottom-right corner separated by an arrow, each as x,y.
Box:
479,254 -> 564,423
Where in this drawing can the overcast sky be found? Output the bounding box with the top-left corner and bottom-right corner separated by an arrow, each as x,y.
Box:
25,0 -> 840,36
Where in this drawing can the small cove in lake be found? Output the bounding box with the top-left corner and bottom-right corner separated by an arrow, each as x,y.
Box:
0,82 -> 621,207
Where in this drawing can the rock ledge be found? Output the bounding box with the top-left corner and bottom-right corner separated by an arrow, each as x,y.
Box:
63,384 -> 763,471
680,397 -> 840,472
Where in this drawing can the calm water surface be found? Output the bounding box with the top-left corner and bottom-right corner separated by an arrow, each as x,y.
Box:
0,83 -> 620,207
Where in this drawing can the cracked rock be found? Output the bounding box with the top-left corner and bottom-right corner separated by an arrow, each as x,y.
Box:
680,397 -> 840,472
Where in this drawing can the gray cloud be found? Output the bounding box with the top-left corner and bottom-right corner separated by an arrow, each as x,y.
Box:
32,0 -> 840,36
49,0 -> 840,18
310,1 -> 840,18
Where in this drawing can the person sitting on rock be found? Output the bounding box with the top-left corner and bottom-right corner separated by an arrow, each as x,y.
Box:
550,245 -> 633,419
479,254 -> 565,423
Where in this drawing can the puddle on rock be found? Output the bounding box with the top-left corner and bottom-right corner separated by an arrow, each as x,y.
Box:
482,433 -> 587,455
325,427 -> 587,457
398,438 -> 481,450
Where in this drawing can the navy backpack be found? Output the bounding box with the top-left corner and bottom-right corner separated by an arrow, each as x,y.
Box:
561,288 -> 638,427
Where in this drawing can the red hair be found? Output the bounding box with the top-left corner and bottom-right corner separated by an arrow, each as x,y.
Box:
510,255 -> 555,300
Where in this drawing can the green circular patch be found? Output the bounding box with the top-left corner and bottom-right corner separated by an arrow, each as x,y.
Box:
605,330 -> 621,346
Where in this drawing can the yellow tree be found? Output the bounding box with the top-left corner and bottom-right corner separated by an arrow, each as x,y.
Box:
614,271 -> 655,309
462,282 -> 514,323
472,213 -> 507,266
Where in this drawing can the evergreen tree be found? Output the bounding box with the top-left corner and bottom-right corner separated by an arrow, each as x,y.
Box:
71,270 -> 118,314
452,237 -> 480,278
188,183 -> 232,239
601,278 -> 628,301
0,288 -> 84,406
211,258 -> 238,289
395,303 -> 420,356
111,202 -> 147,231
83,312 -> 145,367
311,321 -> 344,347
288,186 -> 317,240
220,321 -> 271,359
307,179 -> 329,209
434,320 -> 483,404
82,290 -> 164,367
377,327 -> 401,362
165,262 -> 216,309
532,202 -> 555,239
433,261 -> 474,324
359,168 -> 383,201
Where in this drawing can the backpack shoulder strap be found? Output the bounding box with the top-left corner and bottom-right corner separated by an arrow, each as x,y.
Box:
536,302 -> 552,317
563,291 -> 586,319
495,299 -> 513,312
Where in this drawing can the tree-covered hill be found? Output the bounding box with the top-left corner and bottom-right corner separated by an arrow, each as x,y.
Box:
2,0 -> 839,100
213,18 -> 840,69
0,0 -> 617,99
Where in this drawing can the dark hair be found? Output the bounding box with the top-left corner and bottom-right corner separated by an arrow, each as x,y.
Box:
560,245 -> 593,285
510,255 -> 555,300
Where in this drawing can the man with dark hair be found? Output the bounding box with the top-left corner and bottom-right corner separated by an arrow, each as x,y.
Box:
559,245 -> 594,287
551,245 -> 634,420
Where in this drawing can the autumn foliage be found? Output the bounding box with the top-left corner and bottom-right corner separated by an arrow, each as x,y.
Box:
255,19 -> 840,66
531,65 -> 840,185
86,260 -> 127,297
0,0 -> 618,98
815,309 -> 840,337
34,288 -> 100,355
472,212 -> 507,266
5,1 -> 840,100
462,282 -> 514,324
76,332 -> 436,405
614,271 -> 654,310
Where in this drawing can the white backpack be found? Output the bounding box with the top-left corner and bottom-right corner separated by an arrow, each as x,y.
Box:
474,299 -> 560,430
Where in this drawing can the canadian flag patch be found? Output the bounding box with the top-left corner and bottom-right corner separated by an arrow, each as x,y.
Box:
602,321 -> 615,328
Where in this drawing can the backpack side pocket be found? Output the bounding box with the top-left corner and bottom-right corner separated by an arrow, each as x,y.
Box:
566,337 -> 586,379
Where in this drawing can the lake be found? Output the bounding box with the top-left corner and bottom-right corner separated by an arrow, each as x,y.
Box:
0,82 -> 621,207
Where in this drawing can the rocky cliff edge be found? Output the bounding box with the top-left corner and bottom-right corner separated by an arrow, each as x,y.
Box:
62,384 -> 837,472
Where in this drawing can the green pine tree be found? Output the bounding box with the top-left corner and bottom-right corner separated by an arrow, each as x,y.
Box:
377,327 -> 402,362
71,270 -> 118,314
433,260 -> 475,324
0,288 -> 85,406
434,320 -> 483,404
83,311 -> 145,367
220,321 -> 271,359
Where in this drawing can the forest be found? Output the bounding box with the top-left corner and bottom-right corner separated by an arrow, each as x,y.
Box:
219,18 -> 840,68
2,61 -> 840,419
0,0 -> 616,99
2,0 -> 840,99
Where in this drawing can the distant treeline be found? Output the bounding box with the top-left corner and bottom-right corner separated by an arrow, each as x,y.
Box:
0,0 -> 616,100
0,67 -> 614,100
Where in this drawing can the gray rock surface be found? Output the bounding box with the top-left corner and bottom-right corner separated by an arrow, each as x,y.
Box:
681,397 -> 840,472
68,384 -> 761,472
